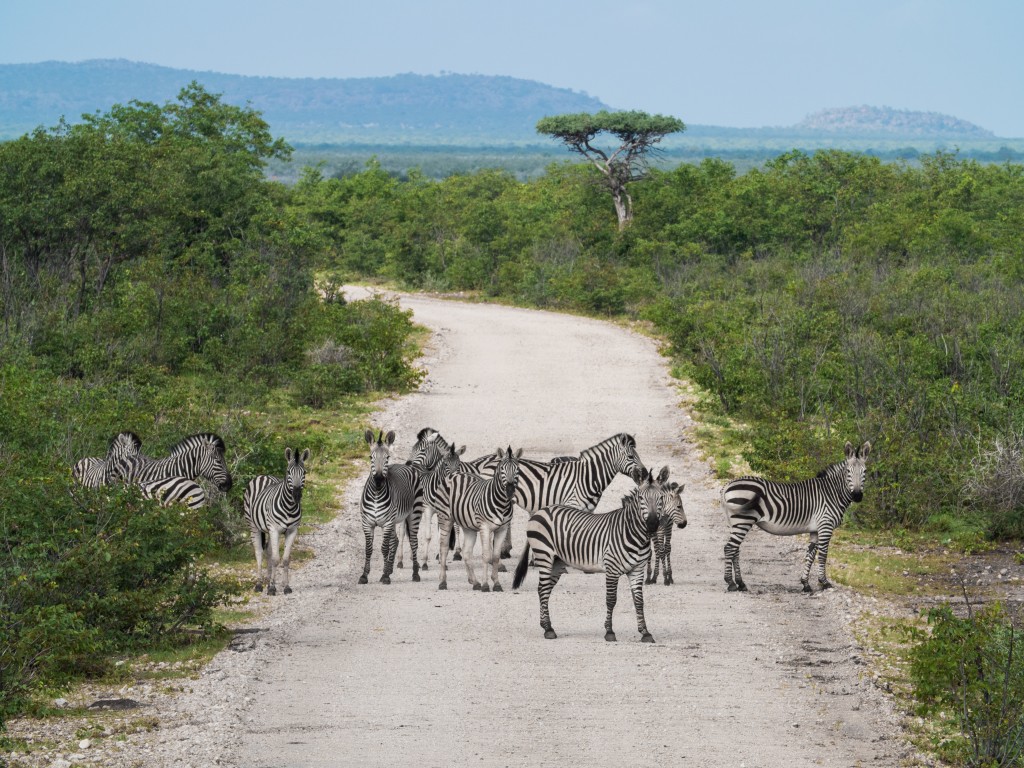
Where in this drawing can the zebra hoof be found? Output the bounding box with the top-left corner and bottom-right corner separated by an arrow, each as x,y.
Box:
641,634 -> 655,644
480,584 -> 491,593
283,586 -> 292,595
412,573 -> 421,582
737,583 -> 748,592
267,586 -> 277,596
438,581 -> 447,591
358,574 -> 368,584
544,629 -> 557,640
380,575 -> 391,585
253,583 -> 263,592
473,583 -> 482,591
453,552 -> 463,561
727,583 -> 739,592
498,564 -> 507,573
604,632 -> 617,642
492,583 -> 503,592
645,577 -> 655,585
820,580 -> 834,590
664,577 -> 673,586
396,562 -> 404,569
421,562 -> 429,571
802,582 -> 812,593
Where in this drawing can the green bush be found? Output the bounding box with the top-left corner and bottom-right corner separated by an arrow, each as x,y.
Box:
909,601 -> 1024,767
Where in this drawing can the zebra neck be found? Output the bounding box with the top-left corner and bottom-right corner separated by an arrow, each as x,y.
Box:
577,445 -> 619,488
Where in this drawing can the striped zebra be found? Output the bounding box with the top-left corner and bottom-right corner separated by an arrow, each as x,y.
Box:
647,477 -> 687,586
434,446 -> 522,592
243,447 -> 310,595
108,432 -> 233,493
73,432 -> 205,510
398,427 -> 476,569
512,468 -> 666,642
722,441 -> 872,593
358,430 -> 424,585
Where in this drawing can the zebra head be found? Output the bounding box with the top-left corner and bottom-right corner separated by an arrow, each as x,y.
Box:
178,433 -> 233,492
366,429 -> 396,481
655,466 -> 687,529
407,427 -> 448,470
439,441 -> 467,478
624,468 -> 664,535
495,446 -> 524,499
285,447 -> 310,503
104,431 -> 144,484
612,433 -> 647,482
843,441 -> 872,503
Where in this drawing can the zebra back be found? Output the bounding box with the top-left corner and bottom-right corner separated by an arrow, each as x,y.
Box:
140,476 -> 207,510
112,432 -> 233,492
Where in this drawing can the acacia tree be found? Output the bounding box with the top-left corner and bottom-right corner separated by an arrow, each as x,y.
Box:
536,110 -> 685,230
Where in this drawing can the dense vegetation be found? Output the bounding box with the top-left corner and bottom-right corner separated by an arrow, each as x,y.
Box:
293,149 -> 1024,538
0,85 -> 421,726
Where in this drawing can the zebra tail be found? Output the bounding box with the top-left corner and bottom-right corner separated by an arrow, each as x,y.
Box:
512,544 -> 531,590
260,531 -> 268,551
448,525 -> 456,550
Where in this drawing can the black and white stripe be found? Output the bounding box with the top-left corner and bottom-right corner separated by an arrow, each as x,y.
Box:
512,469 -> 664,642
109,433 -> 233,493
434,446 -> 522,592
243,447 -> 310,595
138,476 -> 206,510
646,474 -> 687,586
722,441 -> 871,592
358,430 -> 423,585
72,431 -> 144,488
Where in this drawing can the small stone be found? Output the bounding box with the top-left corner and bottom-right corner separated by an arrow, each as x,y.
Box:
53,698 -> 69,709
79,738 -> 92,749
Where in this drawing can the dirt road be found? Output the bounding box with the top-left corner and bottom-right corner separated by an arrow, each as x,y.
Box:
116,291 -> 914,767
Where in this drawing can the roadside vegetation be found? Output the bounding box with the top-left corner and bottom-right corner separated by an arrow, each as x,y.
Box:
4,83 -> 1024,763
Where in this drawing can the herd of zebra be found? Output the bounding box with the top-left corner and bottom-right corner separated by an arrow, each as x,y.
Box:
72,427 -> 872,641
72,431 -> 310,595
357,427 -> 872,642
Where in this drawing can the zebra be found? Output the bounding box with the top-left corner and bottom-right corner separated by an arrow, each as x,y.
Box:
397,427 -> 476,569
722,440 -> 872,593
108,432 -> 233,493
138,476 -> 207,510
434,446 -> 522,592
646,477 -> 687,586
243,447 -> 310,595
512,468 -> 666,643
357,429 -> 424,585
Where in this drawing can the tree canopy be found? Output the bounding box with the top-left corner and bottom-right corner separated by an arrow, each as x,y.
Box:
536,110 -> 685,229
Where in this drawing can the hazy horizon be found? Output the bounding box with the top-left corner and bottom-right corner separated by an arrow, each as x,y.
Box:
3,0 -> 1023,136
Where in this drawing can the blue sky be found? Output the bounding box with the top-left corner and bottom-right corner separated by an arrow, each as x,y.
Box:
3,0 -> 1023,136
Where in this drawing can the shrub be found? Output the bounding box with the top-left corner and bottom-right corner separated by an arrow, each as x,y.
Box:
965,430 -> 1024,539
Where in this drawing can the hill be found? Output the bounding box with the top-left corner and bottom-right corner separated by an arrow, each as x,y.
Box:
0,59 -> 610,143
796,105 -> 995,137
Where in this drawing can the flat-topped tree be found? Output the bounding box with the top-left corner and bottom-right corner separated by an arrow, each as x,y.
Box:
536,110 -> 685,230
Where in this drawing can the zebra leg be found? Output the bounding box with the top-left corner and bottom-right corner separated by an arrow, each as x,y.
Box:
380,521 -> 397,584
250,530 -> 266,593
663,528 -> 674,586
394,523 -> 406,569
534,552 -> 562,639
724,520 -> 754,592
604,572 -> 620,642
267,528 -> 282,596
647,535 -> 661,585
490,524 -> 509,592
800,532 -> 819,592
280,526 -> 299,594
462,528 -> 481,590
816,530 -> 834,589
420,507 -> 434,570
358,521 -> 375,584
437,514 -> 452,590
406,513 -> 421,582
629,566 -> 655,643
453,524 -> 463,561
500,517 -> 513,559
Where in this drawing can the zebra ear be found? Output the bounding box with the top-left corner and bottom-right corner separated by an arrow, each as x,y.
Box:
515,448 -> 523,459
657,466 -> 670,483
301,448 -> 311,463
860,441 -> 871,459
457,445 -> 467,456
385,431 -> 396,446
285,447 -> 293,463
496,447 -> 506,458
365,429 -> 375,445
844,441 -> 854,459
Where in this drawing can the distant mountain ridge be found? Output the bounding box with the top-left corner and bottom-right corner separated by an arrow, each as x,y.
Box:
797,105 -> 994,137
0,59 -> 1006,145
0,59 -> 610,143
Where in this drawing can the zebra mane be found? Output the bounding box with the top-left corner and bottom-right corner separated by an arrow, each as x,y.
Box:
110,431 -> 142,451
170,433 -> 226,456
548,455 -> 579,465
417,427 -> 442,443
815,461 -> 844,480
